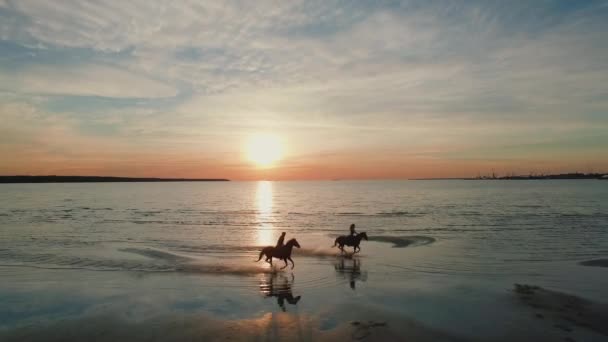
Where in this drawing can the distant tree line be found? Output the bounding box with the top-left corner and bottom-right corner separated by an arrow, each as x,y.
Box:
0,176 -> 230,183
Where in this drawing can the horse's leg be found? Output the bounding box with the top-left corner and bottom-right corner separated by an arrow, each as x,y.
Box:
281,259 -> 288,270
288,257 -> 295,269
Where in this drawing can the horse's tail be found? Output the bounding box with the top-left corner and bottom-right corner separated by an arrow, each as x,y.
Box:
255,249 -> 265,262
332,237 -> 339,247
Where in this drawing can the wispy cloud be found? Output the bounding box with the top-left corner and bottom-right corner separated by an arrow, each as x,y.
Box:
1,64 -> 177,98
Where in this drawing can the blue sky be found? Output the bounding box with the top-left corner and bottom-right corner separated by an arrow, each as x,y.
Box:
1,0 -> 607,179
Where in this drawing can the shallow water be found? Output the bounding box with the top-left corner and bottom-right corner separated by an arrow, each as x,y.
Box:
1,180 -> 607,340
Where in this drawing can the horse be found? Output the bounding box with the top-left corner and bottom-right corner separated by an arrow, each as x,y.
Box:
333,232 -> 368,254
256,238 -> 301,269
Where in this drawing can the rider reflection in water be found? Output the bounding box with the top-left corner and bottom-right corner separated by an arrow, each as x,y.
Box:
335,257 -> 367,290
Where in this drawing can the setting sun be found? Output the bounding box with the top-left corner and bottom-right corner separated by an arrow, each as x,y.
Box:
246,134 -> 283,167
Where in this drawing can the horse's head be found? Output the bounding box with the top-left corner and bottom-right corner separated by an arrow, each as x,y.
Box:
359,232 -> 368,240
287,238 -> 301,248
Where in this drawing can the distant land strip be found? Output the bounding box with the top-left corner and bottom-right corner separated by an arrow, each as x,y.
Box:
411,173 -> 607,180
0,176 -> 230,183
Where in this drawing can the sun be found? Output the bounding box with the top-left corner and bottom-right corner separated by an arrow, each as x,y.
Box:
246,134 -> 283,167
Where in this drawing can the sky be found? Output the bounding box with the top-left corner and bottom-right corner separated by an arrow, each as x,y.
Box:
1,0 -> 607,180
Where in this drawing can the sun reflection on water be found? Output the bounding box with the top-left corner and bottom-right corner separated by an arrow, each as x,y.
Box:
256,181 -> 275,246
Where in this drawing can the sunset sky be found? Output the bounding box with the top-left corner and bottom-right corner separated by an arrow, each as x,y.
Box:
1,1 -> 607,180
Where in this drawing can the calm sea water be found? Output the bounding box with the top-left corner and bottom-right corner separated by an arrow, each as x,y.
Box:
1,180 -> 607,339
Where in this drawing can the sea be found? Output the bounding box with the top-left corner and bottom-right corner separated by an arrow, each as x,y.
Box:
1,180 -> 607,340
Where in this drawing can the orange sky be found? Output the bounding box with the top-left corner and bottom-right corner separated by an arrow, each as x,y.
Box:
3,143 -> 606,180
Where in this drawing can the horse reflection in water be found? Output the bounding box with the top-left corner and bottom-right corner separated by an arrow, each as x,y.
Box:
259,273 -> 301,312
334,257 -> 367,290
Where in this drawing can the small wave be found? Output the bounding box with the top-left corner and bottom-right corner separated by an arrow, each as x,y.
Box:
170,244 -> 260,254
176,263 -> 276,275
0,248 -> 281,276
119,247 -> 192,262
368,235 -> 435,248
458,211 -> 481,216
558,212 -> 608,219
288,212 -> 316,216
152,243 -> 343,259
375,211 -> 427,217
579,259 -> 608,268
334,211 -> 429,218
0,260 -> 276,276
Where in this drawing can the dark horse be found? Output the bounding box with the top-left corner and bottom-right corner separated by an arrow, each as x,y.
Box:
333,232 -> 368,254
256,238 -> 301,269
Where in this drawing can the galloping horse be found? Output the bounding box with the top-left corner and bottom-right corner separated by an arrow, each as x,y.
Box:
333,232 -> 368,254
256,238 -> 301,269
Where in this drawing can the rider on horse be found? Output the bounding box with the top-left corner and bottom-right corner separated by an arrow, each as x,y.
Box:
348,224 -> 357,244
276,232 -> 286,249
334,224 -> 367,254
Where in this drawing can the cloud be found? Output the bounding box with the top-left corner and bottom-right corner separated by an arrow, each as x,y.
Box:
0,64 -> 177,98
2,1 -> 607,111
1,1 -> 608,178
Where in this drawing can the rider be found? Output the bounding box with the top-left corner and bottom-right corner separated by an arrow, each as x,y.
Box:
275,232 -> 286,249
349,223 -> 357,237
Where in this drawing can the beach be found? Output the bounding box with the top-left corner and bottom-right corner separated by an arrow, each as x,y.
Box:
1,180 -> 607,341
3,0 -> 608,340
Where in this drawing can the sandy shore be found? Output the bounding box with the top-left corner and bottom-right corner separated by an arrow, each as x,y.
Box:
1,234 -> 606,341
512,284 -> 608,341
2,284 -> 607,342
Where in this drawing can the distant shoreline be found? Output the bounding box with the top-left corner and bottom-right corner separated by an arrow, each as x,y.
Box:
411,173 -> 607,181
0,176 -> 230,183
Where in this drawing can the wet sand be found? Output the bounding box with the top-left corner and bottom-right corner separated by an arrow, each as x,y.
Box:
512,284 -> 608,341
0,306 -> 462,342
2,234 -> 608,341
3,282 -> 607,342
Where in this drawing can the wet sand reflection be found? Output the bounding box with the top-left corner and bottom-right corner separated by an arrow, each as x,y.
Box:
334,257 -> 367,290
259,273 -> 302,311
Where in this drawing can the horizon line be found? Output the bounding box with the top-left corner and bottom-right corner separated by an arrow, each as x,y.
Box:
1,172 -> 607,183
